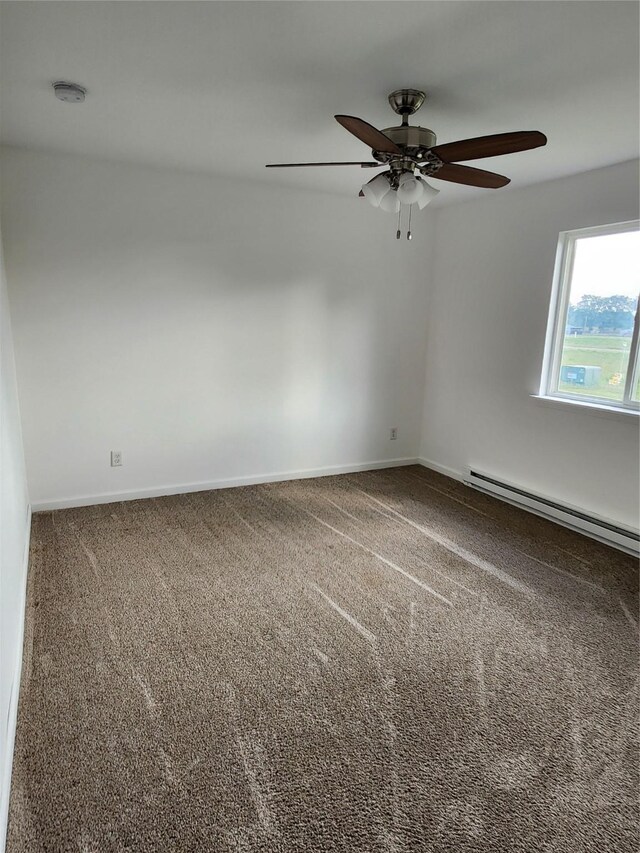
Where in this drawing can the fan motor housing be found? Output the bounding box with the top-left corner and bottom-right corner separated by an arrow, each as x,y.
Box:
382,125 -> 437,149
372,125 -> 439,170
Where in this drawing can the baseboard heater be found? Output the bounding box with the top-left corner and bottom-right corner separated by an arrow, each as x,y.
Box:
464,469 -> 639,556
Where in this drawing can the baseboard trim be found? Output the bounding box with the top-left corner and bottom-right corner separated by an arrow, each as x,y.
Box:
0,504 -> 32,853
417,457 -> 464,482
32,457 -> 420,512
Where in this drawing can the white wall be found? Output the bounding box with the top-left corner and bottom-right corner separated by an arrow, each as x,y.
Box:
420,159 -> 640,530
2,144 -> 637,532
0,146 -> 433,508
0,222 -> 30,851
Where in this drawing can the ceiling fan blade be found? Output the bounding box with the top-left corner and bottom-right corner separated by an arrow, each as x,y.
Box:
335,115 -> 402,155
431,163 -> 510,188
265,161 -> 382,168
432,131 -> 547,163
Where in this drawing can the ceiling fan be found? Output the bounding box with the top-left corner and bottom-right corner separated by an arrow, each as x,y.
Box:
266,89 -> 547,239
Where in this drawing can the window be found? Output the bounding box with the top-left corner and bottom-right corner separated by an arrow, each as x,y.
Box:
541,221 -> 640,412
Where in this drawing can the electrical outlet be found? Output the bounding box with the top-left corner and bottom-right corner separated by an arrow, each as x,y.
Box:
110,450 -> 123,467
390,427 -> 398,440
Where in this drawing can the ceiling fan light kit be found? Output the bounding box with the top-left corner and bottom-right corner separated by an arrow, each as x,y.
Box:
397,172 -> 425,205
266,88 -> 547,240
361,172 -> 391,207
416,178 -> 440,209
379,189 -> 401,214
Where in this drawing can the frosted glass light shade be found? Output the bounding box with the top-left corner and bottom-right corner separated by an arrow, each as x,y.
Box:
379,189 -> 400,213
397,173 -> 423,205
361,173 -> 391,208
416,178 -> 440,209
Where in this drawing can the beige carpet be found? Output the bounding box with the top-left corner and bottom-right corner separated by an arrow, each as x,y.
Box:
7,466 -> 639,852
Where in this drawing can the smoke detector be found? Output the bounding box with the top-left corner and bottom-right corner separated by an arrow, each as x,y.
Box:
53,81 -> 86,103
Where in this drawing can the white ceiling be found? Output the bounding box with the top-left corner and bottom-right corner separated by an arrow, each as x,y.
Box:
1,1 -> 638,206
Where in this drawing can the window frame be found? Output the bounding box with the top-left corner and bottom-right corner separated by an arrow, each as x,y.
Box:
540,220 -> 640,414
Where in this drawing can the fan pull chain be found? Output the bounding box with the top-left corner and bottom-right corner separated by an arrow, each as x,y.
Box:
396,204 -> 402,240
407,204 -> 413,241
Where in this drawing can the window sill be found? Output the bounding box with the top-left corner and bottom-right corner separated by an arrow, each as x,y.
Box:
532,394 -> 640,423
